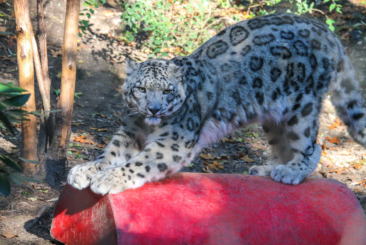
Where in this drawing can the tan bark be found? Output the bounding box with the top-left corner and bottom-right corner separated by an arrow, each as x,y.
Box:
14,0 -> 39,174
36,0 -> 51,100
31,35 -> 50,114
59,0 -> 80,147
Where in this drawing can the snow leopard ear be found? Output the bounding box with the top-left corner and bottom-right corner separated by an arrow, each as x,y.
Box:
126,57 -> 139,74
171,64 -> 186,79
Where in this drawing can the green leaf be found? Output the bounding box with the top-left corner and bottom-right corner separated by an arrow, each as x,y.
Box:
0,83 -> 28,95
78,33 -> 82,37
19,157 -> 40,164
128,34 -> 135,42
7,109 -> 28,115
5,112 -> 29,121
0,111 -> 15,134
29,109 -> 63,117
329,3 -> 336,11
8,173 -> 22,186
89,9 -> 94,14
0,174 -> 10,196
0,166 -> 9,173
86,13 -> 91,19
74,92 -> 83,99
15,174 -> 42,183
323,0 -> 330,2
154,39 -> 162,45
326,18 -> 336,25
81,20 -> 89,27
0,155 -> 21,172
0,32 -> 15,36
2,94 -> 30,107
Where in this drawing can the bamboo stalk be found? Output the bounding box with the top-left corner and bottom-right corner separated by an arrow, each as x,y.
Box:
14,0 -> 39,173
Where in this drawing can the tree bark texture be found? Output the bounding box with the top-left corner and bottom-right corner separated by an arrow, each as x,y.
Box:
36,0 -> 51,97
14,0 -> 39,174
59,0 -> 79,147
35,0 -> 52,160
43,0 -> 80,186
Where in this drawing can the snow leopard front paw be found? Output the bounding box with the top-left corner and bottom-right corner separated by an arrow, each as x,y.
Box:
248,165 -> 274,176
67,162 -> 98,190
271,165 -> 305,185
90,168 -> 146,195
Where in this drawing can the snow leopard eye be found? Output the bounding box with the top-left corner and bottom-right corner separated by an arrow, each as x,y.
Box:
163,90 -> 172,94
137,87 -> 146,93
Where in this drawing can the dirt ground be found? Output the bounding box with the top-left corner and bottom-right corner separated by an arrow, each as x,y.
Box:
0,0 -> 366,244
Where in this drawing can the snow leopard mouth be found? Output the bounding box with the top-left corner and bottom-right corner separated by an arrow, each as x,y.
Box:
144,116 -> 162,125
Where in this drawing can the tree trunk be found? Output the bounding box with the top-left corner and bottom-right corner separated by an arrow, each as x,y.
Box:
44,0 -> 80,186
35,0 -> 52,162
14,0 -> 39,174
59,0 -> 79,148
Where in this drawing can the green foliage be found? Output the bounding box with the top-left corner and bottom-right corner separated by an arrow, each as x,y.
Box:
0,82 -> 41,196
79,0 -> 106,37
120,0 -> 228,58
118,0 -> 342,58
284,0 -> 342,31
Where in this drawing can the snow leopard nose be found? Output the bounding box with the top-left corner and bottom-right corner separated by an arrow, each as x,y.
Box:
148,107 -> 161,115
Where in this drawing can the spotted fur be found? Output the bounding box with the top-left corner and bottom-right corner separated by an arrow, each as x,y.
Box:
68,13 -> 366,195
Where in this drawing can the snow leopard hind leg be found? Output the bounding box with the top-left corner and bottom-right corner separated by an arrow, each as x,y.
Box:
249,99 -> 322,185
330,55 -> 366,147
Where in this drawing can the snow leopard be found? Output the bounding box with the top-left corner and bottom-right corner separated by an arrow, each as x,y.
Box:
68,13 -> 366,195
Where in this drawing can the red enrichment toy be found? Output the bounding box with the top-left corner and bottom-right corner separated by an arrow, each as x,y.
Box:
51,173 -> 366,245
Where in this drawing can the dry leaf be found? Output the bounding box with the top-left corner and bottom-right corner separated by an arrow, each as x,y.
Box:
71,122 -> 85,126
329,167 -> 347,174
353,164 -> 363,170
325,136 -> 340,145
2,232 -> 18,239
207,161 -> 224,170
50,49 -> 62,57
97,128 -> 107,132
89,127 -> 97,130
241,155 -> 254,162
97,144 -> 105,148
358,179 -> 366,187
221,138 -> 237,143
250,143 -> 267,151
0,26 -> 6,32
200,153 -> 214,160
0,55 -> 16,62
202,166 -> 212,173
328,118 -> 342,130
0,216 -> 5,220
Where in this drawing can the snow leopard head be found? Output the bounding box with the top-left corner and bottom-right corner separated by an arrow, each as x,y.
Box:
122,58 -> 187,125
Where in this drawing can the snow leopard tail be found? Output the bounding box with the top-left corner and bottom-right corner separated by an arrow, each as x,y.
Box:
330,54 -> 366,147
